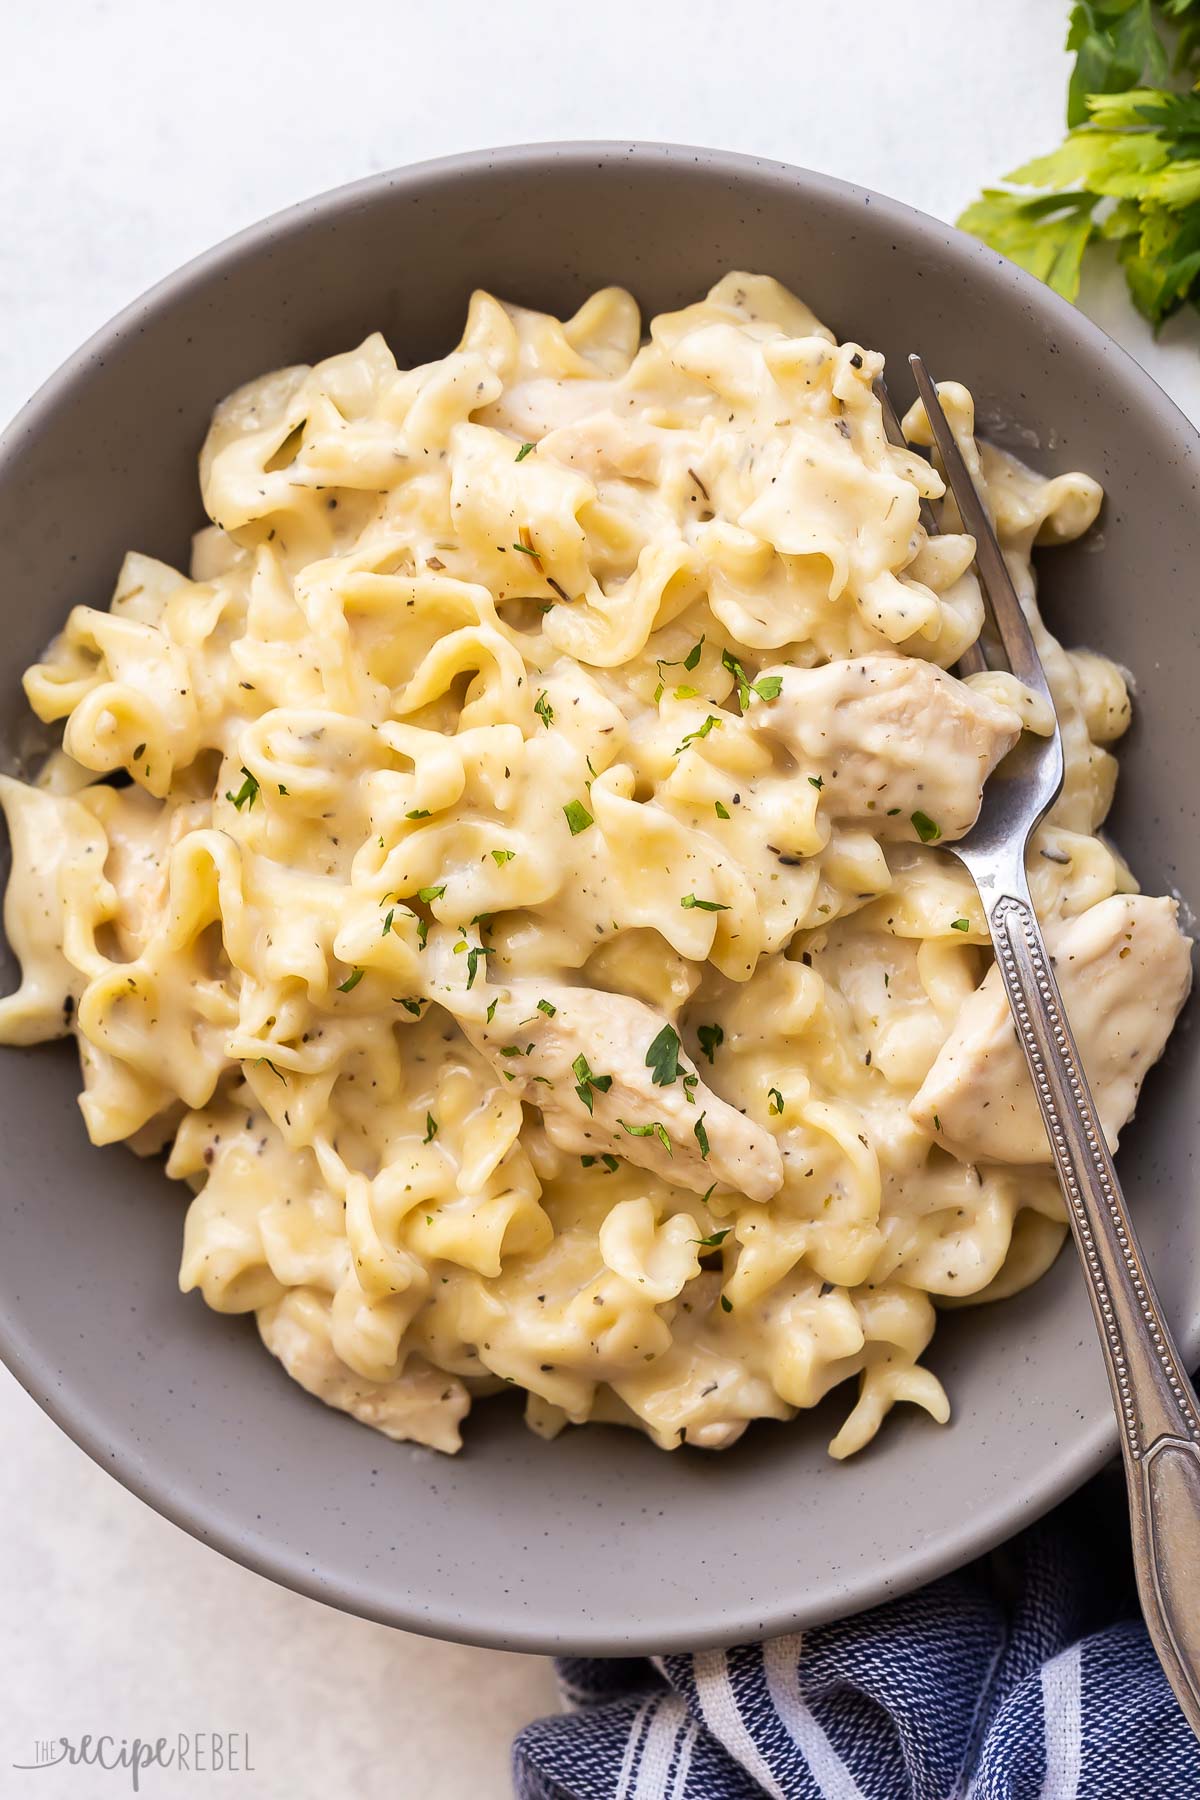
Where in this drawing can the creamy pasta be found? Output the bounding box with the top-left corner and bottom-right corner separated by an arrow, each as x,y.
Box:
0,274 -> 1190,1458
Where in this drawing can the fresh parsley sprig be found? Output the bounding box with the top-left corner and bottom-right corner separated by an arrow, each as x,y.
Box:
960,1 -> 1200,325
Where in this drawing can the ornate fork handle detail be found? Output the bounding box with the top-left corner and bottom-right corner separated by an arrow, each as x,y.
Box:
987,882 -> 1200,1733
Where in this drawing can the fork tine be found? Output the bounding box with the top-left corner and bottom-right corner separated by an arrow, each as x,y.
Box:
906,355 -> 1052,704
877,374 -> 987,677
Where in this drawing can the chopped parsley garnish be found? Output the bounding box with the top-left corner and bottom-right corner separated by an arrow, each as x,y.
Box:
673,685 -> 699,700
465,944 -> 491,989
533,690 -> 554,729
693,1228 -> 730,1248
721,649 -> 784,710
912,811 -> 942,843
696,1023 -> 724,1064
950,917 -> 970,932
423,1113 -> 438,1143
573,1053 -> 613,1113
768,1087 -> 784,1115
418,883 -> 446,903
653,681 -> 665,704
278,784 -> 289,796
255,1056 -> 287,1084
714,800 -> 730,819
406,808 -> 431,819
226,766 -> 260,811
681,894 -> 729,912
486,998 -> 498,1023
676,714 -> 721,755
511,539 -> 541,559
491,848 -> 516,866
618,1117 -> 672,1155
397,997 -> 423,1016
933,1113 -> 942,1132
645,1023 -> 683,1087
693,1112 -> 710,1157
515,442 -> 535,462
683,636 -> 705,672
537,998 -> 557,1017
337,968 -> 364,993
582,1152 -> 620,1173
808,774 -> 824,790
133,742 -> 146,760
416,917 -> 428,950
563,799 -> 594,836
382,908 -> 395,935
720,1293 -> 733,1313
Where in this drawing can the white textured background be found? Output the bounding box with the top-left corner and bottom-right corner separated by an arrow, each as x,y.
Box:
2,4 -> 1198,1796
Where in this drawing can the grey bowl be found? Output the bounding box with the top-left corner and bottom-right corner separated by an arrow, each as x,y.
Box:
1,143 -> 1198,1655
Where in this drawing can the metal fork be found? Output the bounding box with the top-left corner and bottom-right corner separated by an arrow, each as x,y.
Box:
894,356 -> 1200,1739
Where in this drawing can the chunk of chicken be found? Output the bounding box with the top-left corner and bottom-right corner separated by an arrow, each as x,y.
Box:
257,1288 -> 469,1453
459,981 -> 783,1202
752,656 -> 1022,843
910,894 -> 1192,1163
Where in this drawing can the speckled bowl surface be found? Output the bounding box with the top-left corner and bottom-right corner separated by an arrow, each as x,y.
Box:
1,144 -> 1197,1654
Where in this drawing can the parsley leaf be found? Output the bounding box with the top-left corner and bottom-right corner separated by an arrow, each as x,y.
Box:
912,811 -> 942,844
714,800 -> 730,819
423,1113 -> 438,1144
692,1227 -> 730,1248
957,188 -> 1098,301
721,649 -> 784,710
337,968 -> 364,993
465,944 -> 492,989
675,714 -> 721,755
683,635 -> 705,671
696,1023 -> 724,1064
681,893 -> 729,912
572,1053 -> 613,1113
618,1117 -> 672,1154
563,799 -> 594,836
491,849 -> 516,866
693,1112 -> 710,1157
226,766 -> 260,811
515,441 -> 535,462
418,883 -> 446,903
534,690 -> 554,728
950,916 -> 970,932
645,1023 -> 683,1086
768,1087 -> 784,1115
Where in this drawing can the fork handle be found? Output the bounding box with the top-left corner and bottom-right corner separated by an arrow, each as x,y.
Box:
985,884 -> 1200,1735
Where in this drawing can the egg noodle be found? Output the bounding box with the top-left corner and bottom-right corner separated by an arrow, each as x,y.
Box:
0,274 -> 1190,1457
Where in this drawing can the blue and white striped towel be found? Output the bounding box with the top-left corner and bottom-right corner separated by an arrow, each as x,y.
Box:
512,1469 -> 1200,1799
